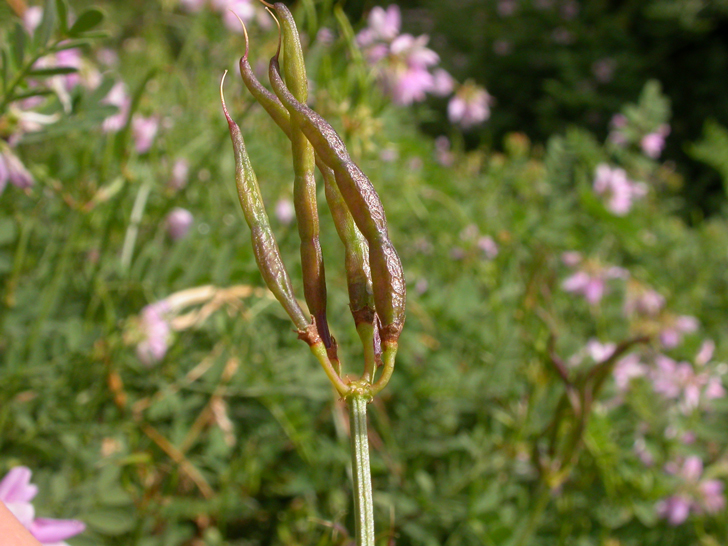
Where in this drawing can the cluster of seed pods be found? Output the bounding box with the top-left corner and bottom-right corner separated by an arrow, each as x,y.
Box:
221,3 -> 405,398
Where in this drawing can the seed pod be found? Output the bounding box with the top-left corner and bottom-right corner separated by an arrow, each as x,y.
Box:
238,23 -> 376,333
220,72 -> 311,335
267,34 -> 405,347
256,5 -> 332,353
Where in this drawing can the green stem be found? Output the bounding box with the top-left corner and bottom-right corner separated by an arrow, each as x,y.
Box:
511,481 -> 551,546
347,392 -> 375,546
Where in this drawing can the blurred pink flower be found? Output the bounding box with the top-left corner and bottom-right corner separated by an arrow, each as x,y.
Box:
132,115 -> 159,154
102,82 -> 131,133
23,6 -> 44,33
0,467 -> 86,544
357,5 -> 401,47
651,345 -> 725,413
592,58 -> 616,83
136,301 -> 172,365
657,456 -> 725,525
448,81 -> 492,129
562,260 -> 628,305
221,0 -> 256,31
659,315 -> 699,348
434,135 -> 454,166
316,27 -> 335,46
593,164 -> 647,215
275,198 -> 295,225
497,0 -> 517,17
166,207 -> 194,240
0,146 -> 34,194
613,354 -> 646,390
169,158 -> 190,191
431,68 -> 455,96
477,236 -> 499,259
623,281 -> 665,317
641,133 -> 664,158
180,0 -> 207,11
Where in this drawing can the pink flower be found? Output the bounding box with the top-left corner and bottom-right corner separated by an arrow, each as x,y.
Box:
431,68 -> 455,96
593,164 -> 647,215
448,81 -> 492,129
561,261 -> 628,305
180,0 -> 207,11
275,198 -> 295,225
657,457 -> 726,524
659,315 -> 698,348
613,354 -> 646,390
384,65 -> 435,105
0,467 -> 37,528
651,345 -> 725,413
166,208 -> 194,240
434,135 -> 454,166
220,0 -> 256,31
23,6 -> 44,33
131,115 -> 159,154
356,5 -> 401,47
640,132 -> 665,159
592,58 -> 616,83
0,146 -> 34,194
136,301 -> 172,365
102,82 -> 131,133
623,281 -> 665,317
477,236 -> 499,259
586,339 -> 616,362
316,27 -> 335,46
0,467 -> 85,544
169,158 -> 190,191
497,0 -> 517,17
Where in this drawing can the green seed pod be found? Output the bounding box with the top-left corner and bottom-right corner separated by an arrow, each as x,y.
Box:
267,42 -> 405,346
220,72 -> 311,336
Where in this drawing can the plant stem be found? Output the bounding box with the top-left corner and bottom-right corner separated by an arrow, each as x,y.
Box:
511,481 -> 551,546
347,392 -> 375,546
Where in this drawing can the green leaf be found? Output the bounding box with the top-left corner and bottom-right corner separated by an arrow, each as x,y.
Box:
12,23 -> 27,68
28,66 -> 78,77
35,0 -> 57,48
55,0 -> 69,34
10,89 -> 55,102
51,39 -> 93,51
84,508 -> 136,536
68,9 -> 105,37
0,218 -> 17,246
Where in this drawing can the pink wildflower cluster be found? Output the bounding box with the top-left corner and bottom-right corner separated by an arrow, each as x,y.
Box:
651,341 -> 726,414
608,114 -> 671,159
450,224 -> 499,261
593,163 -> 647,216
561,252 -> 628,305
356,5 -> 491,129
657,456 -> 725,525
0,466 -> 85,545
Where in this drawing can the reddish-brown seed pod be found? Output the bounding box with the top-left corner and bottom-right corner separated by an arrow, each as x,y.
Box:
237,19 -> 376,334
220,72 -> 311,335
267,47 -> 405,345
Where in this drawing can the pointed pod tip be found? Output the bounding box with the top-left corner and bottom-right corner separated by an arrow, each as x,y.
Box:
264,7 -> 282,60
220,70 -> 233,124
229,10 -> 250,60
